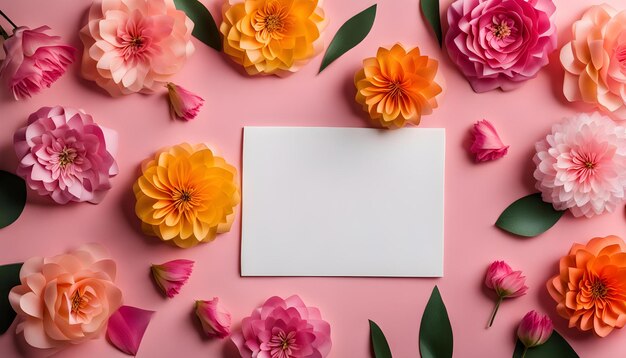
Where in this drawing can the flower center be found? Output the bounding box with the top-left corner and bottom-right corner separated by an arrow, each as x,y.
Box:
71,290 -> 84,313
129,36 -> 144,48
585,161 -> 595,170
591,279 -> 608,299
264,14 -> 283,33
58,146 -> 78,168
268,330 -> 298,358
492,22 -> 511,39
173,188 -> 196,212
253,1 -> 290,41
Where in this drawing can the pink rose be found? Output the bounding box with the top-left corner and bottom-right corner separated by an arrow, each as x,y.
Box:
517,311 -> 553,349
13,106 -> 118,204
195,298 -> 231,339
445,0 -> 556,92
0,26 -> 75,99
79,0 -> 195,96
9,244 -> 123,349
485,261 -> 528,327
232,295 -> 332,358
470,119 -> 509,162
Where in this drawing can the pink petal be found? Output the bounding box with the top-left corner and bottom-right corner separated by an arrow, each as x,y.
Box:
106,305 -> 155,356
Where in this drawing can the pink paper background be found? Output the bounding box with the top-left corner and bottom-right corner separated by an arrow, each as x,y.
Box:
1,0 -> 625,357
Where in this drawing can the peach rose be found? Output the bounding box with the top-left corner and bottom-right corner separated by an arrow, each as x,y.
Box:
561,5 -> 626,119
9,244 -> 123,348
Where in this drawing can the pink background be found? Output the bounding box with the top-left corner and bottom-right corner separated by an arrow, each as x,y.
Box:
1,0 -> 625,357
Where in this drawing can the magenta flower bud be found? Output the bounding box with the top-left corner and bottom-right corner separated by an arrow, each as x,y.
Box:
166,82 -> 204,121
517,311 -> 553,357
151,259 -> 194,298
195,298 -> 231,339
470,119 -> 509,162
485,261 -> 528,327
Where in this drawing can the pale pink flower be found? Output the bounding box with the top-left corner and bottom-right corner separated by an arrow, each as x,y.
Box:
470,120 -> 509,162
9,244 -> 123,349
485,261 -> 528,327
446,0 -> 556,92
533,112 -> 626,218
0,26 -> 75,99
13,106 -> 118,204
79,0 -> 194,96
195,298 -> 231,339
517,310 -> 553,351
166,82 -> 204,121
231,295 -> 332,358
151,259 -> 193,298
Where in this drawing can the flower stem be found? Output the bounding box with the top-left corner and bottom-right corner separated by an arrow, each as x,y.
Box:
521,346 -> 528,358
0,10 -> 17,29
487,296 -> 503,328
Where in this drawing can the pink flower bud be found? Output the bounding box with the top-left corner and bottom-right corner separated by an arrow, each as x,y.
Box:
1,26 -> 76,100
485,261 -> 528,328
195,298 -> 231,339
470,120 -> 509,162
166,82 -> 204,121
517,311 -> 553,349
151,259 -> 194,298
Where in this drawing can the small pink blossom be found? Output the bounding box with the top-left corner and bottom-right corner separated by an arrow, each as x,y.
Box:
231,295 -> 332,358
151,259 -> 194,298
470,120 -> 509,162
195,298 -> 231,339
1,26 -> 75,99
517,310 -> 553,351
485,261 -> 528,327
166,82 -> 204,121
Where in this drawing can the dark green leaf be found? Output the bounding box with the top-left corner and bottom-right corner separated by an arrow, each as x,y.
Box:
318,4 -> 376,73
369,319 -> 392,358
495,193 -> 565,237
420,286 -> 453,358
512,331 -> 579,358
174,0 -> 222,51
420,0 -> 442,47
0,263 -> 23,334
0,170 -> 27,229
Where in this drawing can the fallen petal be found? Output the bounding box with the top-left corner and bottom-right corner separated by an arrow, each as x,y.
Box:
106,305 -> 155,356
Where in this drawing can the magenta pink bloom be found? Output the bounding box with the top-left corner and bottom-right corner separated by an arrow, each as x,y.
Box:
151,259 -> 194,298
485,261 -> 528,327
470,120 -> 509,162
231,295 -> 332,358
534,112 -> 626,218
445,0 -> 556,92
517,310 -> 553,351
13,106 -> 118,204
1,26 -> 75,99
195,297 -> 231,339
107,305 -> 155,356
166,82 -> 204,121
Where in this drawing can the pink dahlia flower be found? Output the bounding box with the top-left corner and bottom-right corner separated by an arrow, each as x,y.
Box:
0,26 -> 75,99
470,120 -> 509,162
231,295 -> 332,358
150,259 -> 193,298
13,106 -> 118,204
533,112 -> 626,218
166,82 -> 204,121
79,0 -> 194,96
445,0 -> 557,92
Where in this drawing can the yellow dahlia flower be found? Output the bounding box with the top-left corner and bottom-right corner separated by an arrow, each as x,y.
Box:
133,143 -> 240,248
220,0 -> 326,76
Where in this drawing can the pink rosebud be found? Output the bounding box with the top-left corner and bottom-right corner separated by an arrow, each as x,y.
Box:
151,259 -> 194,298
470,120 -> 509,162
195,298 -> 231,339
517,310 -> 553,353
1,26 -> 75,100
485,261 -> 528,327
166,82 -> 204,121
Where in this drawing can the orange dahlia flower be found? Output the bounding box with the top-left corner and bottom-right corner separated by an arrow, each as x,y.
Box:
547,235 -> 626,337
355,44 -> 443,129
134,143 -> 240,248
220,0 -> 326,76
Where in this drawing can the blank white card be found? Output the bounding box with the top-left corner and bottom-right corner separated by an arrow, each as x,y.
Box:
241,127 -> 445,277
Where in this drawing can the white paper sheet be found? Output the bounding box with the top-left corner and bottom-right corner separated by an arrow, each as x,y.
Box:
241,127 -> 445,277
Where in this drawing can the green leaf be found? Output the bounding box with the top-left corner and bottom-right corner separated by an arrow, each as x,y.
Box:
0,263 -> 22,334
420,0 -> 442,47
318,4 -> 377,73
369,319 -> 392,358
174,0 -> 222,51
512,331 -> 579,358
419,286 -> 453,358
0,170 -> 27,229
495,193 -> 565,237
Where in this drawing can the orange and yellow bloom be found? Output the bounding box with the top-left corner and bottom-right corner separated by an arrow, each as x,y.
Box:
220,0 -> 326,76
355,44 -> 443,129
133,143 -> 240,248
547,235 -> 626,337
